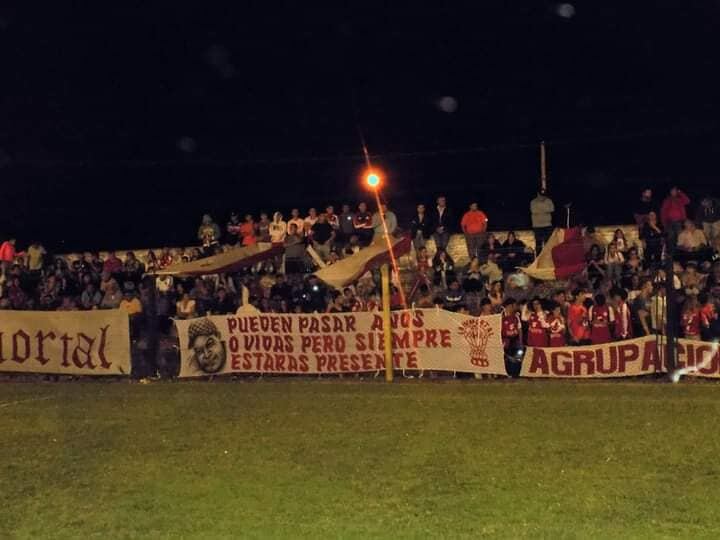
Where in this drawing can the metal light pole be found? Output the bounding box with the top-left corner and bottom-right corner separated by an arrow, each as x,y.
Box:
366,171 -> 394,382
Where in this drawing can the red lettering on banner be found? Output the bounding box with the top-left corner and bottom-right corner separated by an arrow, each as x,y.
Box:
529,349 -> 549,374
227,318 -> 238,334
676,343 -> 687,369
439,330 -> 451,347
407,350 -> 418,368
395,332 -> 410,349
413,310 -> 425,328
229,336 -> 239,353
344,315 -> 356,333
231,354 -> 242,370
361,353 -> 373,370
374,353 -> 385,370
392,352 -> 403,368
425,330 -> 437,347
287,355 -> 298,371
97,326 -> 111,369
412,330 -> 425,348
355,334 -> 367,351
641,341 -> 661,372
571,350 -> 594,376
370,315 -> 383,331
299,355 -> 309,372
71,333 -> 97,369
551,352 -> 572,376
327,355 -> 338,371
12,330 -> 31,364
34,331 -> 56,365
696,345 -> 718,375
298,317 -> 309,333
618,344 -> 639,373
596,348 -> 618,374
242,352 -> 252,369
275,355 -> 286,371
60,334 -> 72,366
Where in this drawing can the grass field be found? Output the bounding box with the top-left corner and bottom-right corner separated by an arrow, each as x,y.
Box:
2,379 -> 720,539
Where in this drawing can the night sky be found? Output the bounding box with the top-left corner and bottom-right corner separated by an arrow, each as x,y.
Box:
3,2 -> 720,252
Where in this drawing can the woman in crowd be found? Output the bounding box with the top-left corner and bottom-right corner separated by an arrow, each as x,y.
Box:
488,280 -> 504,313
479,233 -> 500,261
257,213 -> 271,243
613,228 -> 628,253
409,203 -> 432,251
547,302 -> 567,347
524,297 -> 549,347
604,241 -> 625,285
586,244 -> 605,288
681,295 -> 701,340
463,257 -> 483,293
621,247 -> 643,289
640,211 -> 664,268
432,249 -> 456,290
499,231 -> 527,273
588,294 -> 614,344
176,292 -> 197,319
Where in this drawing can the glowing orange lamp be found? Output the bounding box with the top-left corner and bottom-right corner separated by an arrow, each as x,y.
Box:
365,171 -> 381,188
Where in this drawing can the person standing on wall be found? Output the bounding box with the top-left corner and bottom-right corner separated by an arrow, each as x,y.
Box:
460,202 -> 488,261
430,195 -> 453,252
530,188 -> 555,253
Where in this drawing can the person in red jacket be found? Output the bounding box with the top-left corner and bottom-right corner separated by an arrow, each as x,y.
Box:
660,186 -> 690,242
681,296 -> 701,340
501,298 -> 522,349
589,294 -> 615,344
568,290 -> 591,345
501,298 -> 523,377
547,303 -> 567,347
699,292 -> 718,341
523,297 -> 549,347
0,238 -> 25,273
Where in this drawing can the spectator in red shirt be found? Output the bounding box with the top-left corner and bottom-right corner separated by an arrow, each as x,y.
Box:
460,202 -> 489,260
681,296 -> 701,340
240,214 -> 257,246
698,292 -> 718,341
568,290 -> 591,345
103,251 -> 123,276
0,238 -> 23,268
660,186 -> 690,243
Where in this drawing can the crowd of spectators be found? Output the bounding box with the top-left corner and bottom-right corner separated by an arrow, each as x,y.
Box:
1,186 -> 719,377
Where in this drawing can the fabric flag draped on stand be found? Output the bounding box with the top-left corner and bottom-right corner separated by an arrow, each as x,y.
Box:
521,227 -> 586,281
314,236 -> 412,289
151,244 -> 283,277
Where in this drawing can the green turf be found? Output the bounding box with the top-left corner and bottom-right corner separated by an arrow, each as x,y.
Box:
2,380 -> 720,539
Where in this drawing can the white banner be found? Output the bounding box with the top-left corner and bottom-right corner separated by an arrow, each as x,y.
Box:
520,336 -> 667,378
175,309 -> 506,377
0,310 -> 130,376
677,338 -> 720,378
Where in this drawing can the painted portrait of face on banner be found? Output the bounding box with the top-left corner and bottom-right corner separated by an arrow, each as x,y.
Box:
187,318 -> 226,374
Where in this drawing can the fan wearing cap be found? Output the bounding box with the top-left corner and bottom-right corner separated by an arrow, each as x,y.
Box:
187,318 -> 227,374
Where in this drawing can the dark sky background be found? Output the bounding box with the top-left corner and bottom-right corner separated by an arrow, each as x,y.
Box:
2,2 -> 720,252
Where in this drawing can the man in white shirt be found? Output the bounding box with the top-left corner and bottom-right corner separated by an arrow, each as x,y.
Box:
677,219 -> 711,263
303,208 -> 319,237
288,209 -> 305,238
269,212 -> 287,244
